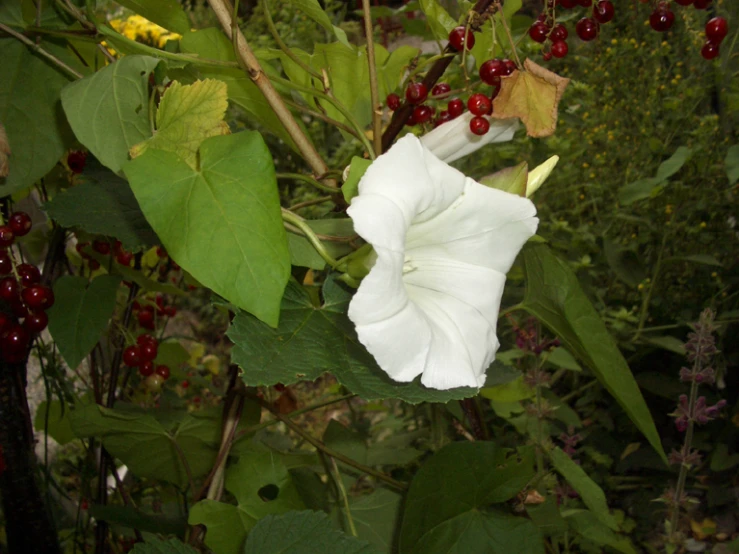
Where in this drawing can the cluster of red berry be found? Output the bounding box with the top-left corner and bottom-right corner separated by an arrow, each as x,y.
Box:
0,211 -> 54,363
700,16 -> 728,60
76,239 -> 135,269
132,293 -> 177,330
385,26 -> 518,137
67,150 -> 87,174
529,0 -> 614,59
123,333 -> 171,386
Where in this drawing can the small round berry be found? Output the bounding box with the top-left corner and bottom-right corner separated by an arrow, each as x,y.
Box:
93,240 -> 111,255
701,41 -> 720,60
1,324 -> 30,354
116,251 -> 134,266
89,259 -> 101,270
413,105 -> 435,124
529,21 -> 550,43
0,312 -> 12,334
479,59 -> 506,84
156,247 -> 167,258
137,333 -> 158,347
692,0 -> 711,8
123,345 -> 142,367
705,17 -> 728,44
405,110 -> 418,127
181,380 -> 190,389
543,51 -> 553,62
649,5 -> 674,32
163,306 -> 177,317
155,365 -> 170,379
576,17 -> 599,41
23,312 -> 48,334
431,83 -> 451,98
139,360 -> 154,377
8,212 -> 32,237
386,93 -> 400,110
0,276 -> 19,302
144,373 -> 163,392
593,0 -> 614,24
469,116 -> 490,136
551,40 -> 569,58
502,59 -> 517,75
467,93 -> 492,116
67,151 -> 87,174
405,82 -> 428,105
21,284 -> 55,311
0,251 -> 11,276
138,310 -> 155,329
550,23 -> 568,41
434,110 -> 453,127
0,226 -> 14,248
139,340 -> 158,362
17,263 -> 41,286
447,98 -> 464,118
448,26 -> 475,51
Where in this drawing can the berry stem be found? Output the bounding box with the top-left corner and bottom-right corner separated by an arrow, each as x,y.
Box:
361,0 -> 383,156
494,1 -> 523,68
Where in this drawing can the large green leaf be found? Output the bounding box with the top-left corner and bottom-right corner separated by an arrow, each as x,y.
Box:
399,441 -> 537,552
47,275 -> 122,370
617,146 -> 692,205
338,489 -> 402,552
130,538 -> 198,554
70,404 -> 223,487
61,56 -> 160,174
244,510 -> 380,554
123,132 -> 290,327
564,510 -> 637,554
189,443 -> 304,554
89,505 -> 186,536
115,0 -> 191,34
285,0 -> 351,47
44,164 -> 159,250
228,277 -> 477,404
418,0 -> 456,40
34,400 -> 75,445
521,243 -> 667,463
726,144 -> 739,185
0,39 -> 74,194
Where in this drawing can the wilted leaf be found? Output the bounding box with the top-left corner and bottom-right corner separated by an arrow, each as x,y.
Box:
492,58 -> 569,138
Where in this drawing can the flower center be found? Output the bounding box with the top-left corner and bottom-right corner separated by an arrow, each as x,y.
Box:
402,255 -> 417,275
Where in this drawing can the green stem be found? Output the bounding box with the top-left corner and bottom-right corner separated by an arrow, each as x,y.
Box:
262,0 -> 322,80
283,98 -> 362,140
276,172 -> 340,194
361,0 -> 382,156
281,209 -> 340,269
330,457 -> 358,537
633,234 -> 668,343
0,22 -> 83,79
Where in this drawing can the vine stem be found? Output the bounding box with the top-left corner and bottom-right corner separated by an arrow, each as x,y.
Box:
261,0 -> 321,80
248,393 -> 408,491
361,0 -> 383,156
0,22 -> 83,79
277,172 -> 340,194
206,0 -> 332,183
331,457 -> 358,537
281,208 -> 341,269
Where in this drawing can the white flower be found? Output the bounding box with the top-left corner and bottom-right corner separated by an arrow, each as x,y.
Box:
419,113 -> 519,164
527,155 -> 559,198
347,135 -> 538,390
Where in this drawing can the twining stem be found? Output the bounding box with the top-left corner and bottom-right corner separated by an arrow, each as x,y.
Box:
206,0 -> 332,183
361,0 -> 382,156
331,457 -> 358,537
0,22 -> 83,79
281,208 -> 340,269
289,196 -> 333,211
277,172 -> 340,194
283,98 -> 361,140
249,393 -> 408,491
261,0 -> 321,80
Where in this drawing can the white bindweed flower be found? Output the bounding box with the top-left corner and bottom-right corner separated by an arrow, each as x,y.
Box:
419,113 -> 519,163
347,135 -> 538,390
527,155 -> 559,198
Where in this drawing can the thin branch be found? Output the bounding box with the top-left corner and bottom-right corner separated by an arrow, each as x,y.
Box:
281,208 -> 341,269
330,457 -> 358,537
283,98 -> 361,140
494,1 -> 522,68
361,0 -> 382,156
289,196 -> 333,211
276,172 -> 340,194
0,22 -> 83,79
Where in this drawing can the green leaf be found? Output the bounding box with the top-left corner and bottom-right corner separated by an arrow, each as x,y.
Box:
654,146 -> 692,181
115,0 -> 191,34
563,509 -> 636,554
124,132 -> 290,327
665,254 -> 722,267
618,147 -> 692,205
70,404 -> 222,487
286,0 -> 351,47
710,443 -> 739,472
545,347 -> 581,372
34,400 -> 75,445
44,164 -> 159,250
725,144 -> 739,185
469,0 -> 522,70
548,447 -> 618,531
323,420 -> 422,468
342,157 -> 372,203
0,38 -> 74,194
418,0 -> 457,40
189,443 -> 305,554
526,495 -> 568,537
287,218 -> 356,270
342,489 -> 402,552
228,277 -> 477,404
400,441 -> 537,552
480,162 -> 528,197
47,275 -> 122,370
480,376 -> 535,403
130,79 -> 230,168
61,56 -> 160,174
89,504 -> 187,536
521,243 -> 667,463
244,510 -> 380,554
130,538 -> 198,554
603,239 -> 645,288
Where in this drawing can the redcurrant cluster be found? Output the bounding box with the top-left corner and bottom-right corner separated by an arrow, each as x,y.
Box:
701,16 -> 728,60
0,211 -> 54,363
646,3 -> 727,60
76,239 -> 135,270
123,333 -> 171,390
132,293 -> 177,330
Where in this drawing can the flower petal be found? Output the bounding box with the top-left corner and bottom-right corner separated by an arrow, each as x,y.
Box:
527,155 -> 559,197
348,247 -> 408,325
419,113 -> 519,164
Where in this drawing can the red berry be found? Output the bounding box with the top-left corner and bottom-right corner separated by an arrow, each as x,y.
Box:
23,312 -> 48,333
593,0 -> 614,24
467,93 -> 492,116
163,306 -> 177,317
502,59 -> 517,75
469,116 -> 490,136
0,277 -> 19,302
123,345 -> 142,367
1,324 -> 30,354
0,312 -> 12,334
448,26 -> 475,51
529,21 -> 550,43
181,380 -> 190,389
67,151 -> 87,174
11,300 -> 28,318
701,41 -> 720,60
479,59 -> 506,84
93,240 -> 111,255
0,226 -> 14,248
693,0 -> 711,8
431,83 -> 451,98
139,340 -> 158,361
8,212 -> 32,237
705,17 -> 728,44
116,250 -> 133,266
447,98 -> 464,118
550,24 -> 568,41
543,51 -> 553,62
139,360 -> 154,377
17,264 -> 41,286
650,6 -> 674,32
89,259 -> 101,271
578,0 -> 592,6
434,110 -> 453,127
156,247 -> 167,258
413,105 -> 435,124
386,93 -> 400,110
405,111 -> 418,126
0,251 -> 11,275
155,365 -> 170,379
138,310 -> 155,329
405,82 -> 428,105
21,284 -> 54,311
576,18 -> 599,41
137,333 -> 157,347
551,40 -> 569,58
